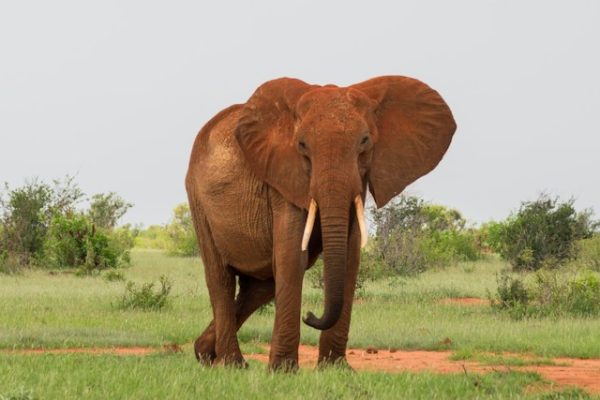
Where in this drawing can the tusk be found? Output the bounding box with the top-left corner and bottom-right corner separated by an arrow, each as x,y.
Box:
354,195 -> 368,248
301,199 -> 318,251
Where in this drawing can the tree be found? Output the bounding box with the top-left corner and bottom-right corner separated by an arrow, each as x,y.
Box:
369,195 -> 480,275
88,192 -> 132,229
490,194 -> 596,271
0,177 -> 134,272
0,177 -> 83,265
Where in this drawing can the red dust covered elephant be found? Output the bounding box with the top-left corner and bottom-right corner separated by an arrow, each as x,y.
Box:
185,76 -> 456,370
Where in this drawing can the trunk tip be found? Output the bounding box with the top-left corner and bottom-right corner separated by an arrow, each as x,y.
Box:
302,311 -> 337,331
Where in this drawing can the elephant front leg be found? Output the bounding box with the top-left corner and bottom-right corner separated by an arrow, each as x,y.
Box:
269,200 -> 306,371
317,220 -> 360,368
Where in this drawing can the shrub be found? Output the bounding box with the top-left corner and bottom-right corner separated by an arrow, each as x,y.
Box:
103,269 -> 126,282
166,203 -> 198,256
489,273 -> 530,319
134,225 -> 171,250
0,250 -> 23,274
44,213 -> 93,268
490,269 -> 600,319
490,195 -> 596,271
566,273 -> 600,316
531,270 -> 600,317
0,177 -> 83,266
476,221 -> 504,254
0,177 -> 134,273
575,236 -> 600,271
107,225 -> 135,266
256,301 -> 274,315
43,212 -> 132,272
118,275 -> 173,310
306,252 -> 386,296
369,195 -> 481,275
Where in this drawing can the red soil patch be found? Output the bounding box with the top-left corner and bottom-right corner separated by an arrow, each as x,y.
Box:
247,345 -> 600,394
6,345 -> 600,394
439,297 -> 490,306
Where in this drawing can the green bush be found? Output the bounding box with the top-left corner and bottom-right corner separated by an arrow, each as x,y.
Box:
118,275 -> 173,310
489,195 -> 596,271
0,250 -> 22,274
489,273 -> 530,319
305,257 -> 370,297
44,213 -> 132,272
0,177 -> 83,267
490,269 -> 600,319
566,273 -> 600,316
0,177 -> 134,273
44,213 -> 93,268
531,270 -> 600,317
166,203 -> 198,257
134,225 -> 170,250
307,256 -> 379,299
368,195 -> 481,275
575,235 -> 600,271
103,269 -> 126,282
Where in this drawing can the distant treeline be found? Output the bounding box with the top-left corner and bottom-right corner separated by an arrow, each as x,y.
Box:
2,177 -> 599,277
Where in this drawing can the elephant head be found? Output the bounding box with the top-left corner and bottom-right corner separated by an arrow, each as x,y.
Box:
235,76 -> 456,330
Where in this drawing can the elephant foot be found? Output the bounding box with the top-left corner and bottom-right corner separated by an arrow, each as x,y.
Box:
269,357 -> 299,373
194,335 -> 216,365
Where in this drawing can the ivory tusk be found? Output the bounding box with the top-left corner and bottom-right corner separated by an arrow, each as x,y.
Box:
301,199 -> 318,251
354,195 -> 368,248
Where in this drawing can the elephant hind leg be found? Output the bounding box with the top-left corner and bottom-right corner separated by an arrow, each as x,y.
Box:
194,275 -> 275,365
189,202 -> 244,366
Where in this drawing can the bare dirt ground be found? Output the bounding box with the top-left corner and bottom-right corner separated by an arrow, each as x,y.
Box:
248,345 -> 600,394
6,344 -> 600,394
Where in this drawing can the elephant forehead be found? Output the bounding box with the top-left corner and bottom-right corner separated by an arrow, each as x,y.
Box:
301,109 -> 368,136
296,89 -> 370,136
300,88 -> 349,109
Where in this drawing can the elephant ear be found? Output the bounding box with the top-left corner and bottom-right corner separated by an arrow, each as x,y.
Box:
351,76 -> 457,208
235,78 -> 317,209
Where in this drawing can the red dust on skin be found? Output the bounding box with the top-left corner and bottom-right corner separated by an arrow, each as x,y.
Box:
5,345 -> 600,394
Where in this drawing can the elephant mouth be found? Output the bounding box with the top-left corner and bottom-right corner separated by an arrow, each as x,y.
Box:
301,195 -> 368,251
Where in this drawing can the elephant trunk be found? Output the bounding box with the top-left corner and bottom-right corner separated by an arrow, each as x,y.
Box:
303,198 -> 350,331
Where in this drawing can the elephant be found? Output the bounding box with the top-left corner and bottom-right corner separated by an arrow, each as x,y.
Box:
185,76 -> 456,370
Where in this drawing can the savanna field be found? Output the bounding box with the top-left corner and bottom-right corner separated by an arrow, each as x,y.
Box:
1,249 -> 600,399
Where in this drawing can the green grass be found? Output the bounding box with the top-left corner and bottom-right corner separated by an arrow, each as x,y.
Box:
0,353 -> 571,400
1,251 -> 600,358
1,251 -> 600,398
449,349 -> 560,367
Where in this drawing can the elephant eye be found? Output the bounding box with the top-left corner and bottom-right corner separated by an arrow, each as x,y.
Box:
360,135 -> 370,145
298,140 -> 308,151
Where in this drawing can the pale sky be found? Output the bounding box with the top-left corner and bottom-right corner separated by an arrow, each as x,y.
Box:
1,1 -> 599,226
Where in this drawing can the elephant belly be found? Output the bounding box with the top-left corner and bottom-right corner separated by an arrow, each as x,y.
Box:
191,110 -> 274,280
204,181 -> 274,280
